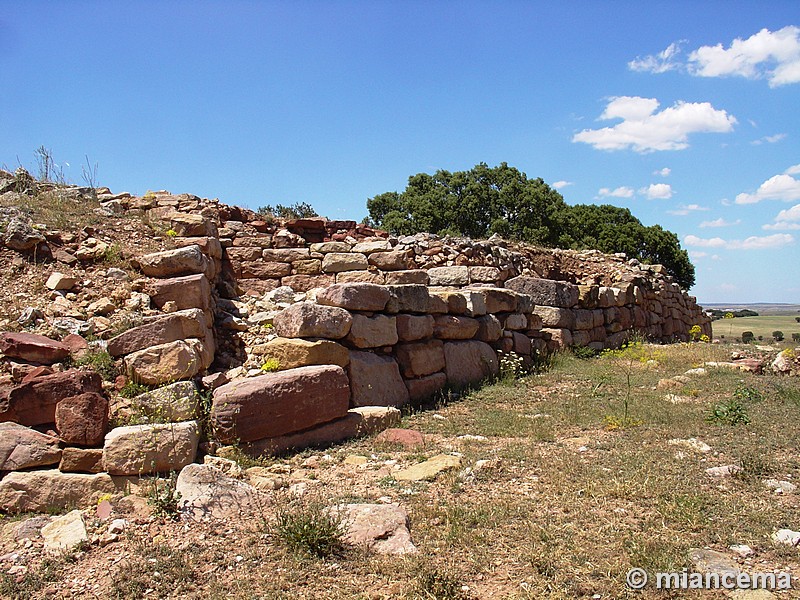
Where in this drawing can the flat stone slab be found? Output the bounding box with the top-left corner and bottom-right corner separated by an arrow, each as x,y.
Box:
41,510 -> 88,553
333,503 -> 416,554
394,454 -> 462,481
0,422 -> 62,470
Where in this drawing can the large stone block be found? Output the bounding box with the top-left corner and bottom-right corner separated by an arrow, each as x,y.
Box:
316,283 -> 391,311
211,365 -> 350,443
385,285 -> 432,313
273,302 -> 353,339
0,470 -> 116,513
238,261 -> 292,279
574,309 -> 595,331
262,248 -> 311,262
335,270 -> 386,285
368,251 -> 411,271
433,315 -> 480,340
428,266 -> 469,286
55,392 -> 108,446
125,339 -> 206,385
321,252 -> 369,273
107,308 -> 208,357
347,314 -> 398,348
59,447 -> 104,473
395,340 -> 445,378
0,332 -> 69,364
404,372 -> 447,401
468,266 -> 502,283
0,422 -> 62,470
542,328 -> 573,349
384,270 -> 430,285
533,306 -> 576,329
478,288 -> 521,314
128,380 -> 200,422
256,338 -> 350,370
136,245 -> 208,278
244,406 -> 401,456
475,314 -> 502,342
0,369 -> 103,426
103,421 -> 199,475
443,340 -> 499,387
150,273 -> 211,312
348,352 -> 409,408
280,274 -> 335,292
396,314 -> 435,341
505,276 -> 579,308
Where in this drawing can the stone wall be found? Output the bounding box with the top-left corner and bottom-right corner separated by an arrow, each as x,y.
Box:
0,185 -> 713,511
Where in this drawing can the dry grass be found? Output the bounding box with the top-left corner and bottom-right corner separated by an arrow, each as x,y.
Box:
3,342 -> 799,599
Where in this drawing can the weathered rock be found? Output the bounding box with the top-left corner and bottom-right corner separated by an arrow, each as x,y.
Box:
167,212 -> 216,237
336,270 -> 386,285
0,422 -> 62,470
689,548 -> 739,577
404,372 -> 447,401
542,327 -> 573,348
256,338 -> 350,369
428,266 -> 469,286
310,241 -> 351,253
0,332 -> 70,364
469,266 -> 502,283
384,285 -> 431,313
244,406 -> 401,455
211,365 -> 350,443
87,297 -> 115,316
136,245 -> 208,277
533,306 -> 576,329
321,252 -> 369,273
346,314 -> 398,348
150,273 -> 211,312
396,314 -> 435,341
771,528 -> 800,546
273,302 -> 353,339
348,352 -> 410,408
475,314 -> 502,342
334,503 -> 416,554
102,421 -> 199,475
45,272 -> 78,291
59,447 -> 104,473
394,454 -> 461,481
433,315 -> 480,339
55,392 -> 109,446
506,276 -> 579,308
125,339 -> 206,385
376,428 -> 426,448
0,369 -> 103,426
176,463 -> 268,521
108,308 -> 209,357
352,240 -> 392,254
368,251 -> 411,271
316,283 -> 391,311
41,510 -> 88,553
395,340 -> 445,378
129,380 -> 199,422
238,261 -> 291,278
4,219 -> 45,251
384,270 -> 430,285
280,273 -> 336,292
479,288 -> 520,313
0,470 -> 116,513
443,340 -> 499,387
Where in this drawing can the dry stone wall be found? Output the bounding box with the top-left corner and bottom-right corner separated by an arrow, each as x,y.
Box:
0,185 -> 712,512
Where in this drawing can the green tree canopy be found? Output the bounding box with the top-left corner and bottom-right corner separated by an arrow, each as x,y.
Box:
366,163 -> 695,289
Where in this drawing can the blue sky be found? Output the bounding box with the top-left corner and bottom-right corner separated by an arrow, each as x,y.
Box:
2,1 -> 799,304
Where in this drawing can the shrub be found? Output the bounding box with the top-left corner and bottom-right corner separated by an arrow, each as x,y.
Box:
707,396 -> 751,426
272,497 -> 347,558
571,345 -> 599,359
74,349 -> 117,381
145,471 -> 182,520
261,357 -> 280,373
741,331 -> 755,343
119,380 -> 152,399
772,330 -> 784,341
792,333 -> 800,343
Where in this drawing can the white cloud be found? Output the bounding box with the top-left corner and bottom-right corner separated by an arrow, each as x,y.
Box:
690,251 -> 708,259
763,202 -> 800,230
699,217 -> 741,228
597,186 -> 635,198
684,233 -> 795,250
688,26 -> 800,87
572,96 -> 736,153
734,167 -> 800,204
654,167 -> 671,177
751,133 -> 787,145
629,41 -> 686,73
552,180 -> 573,189
667,203 -> 709,216
640,183 -> 673,199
